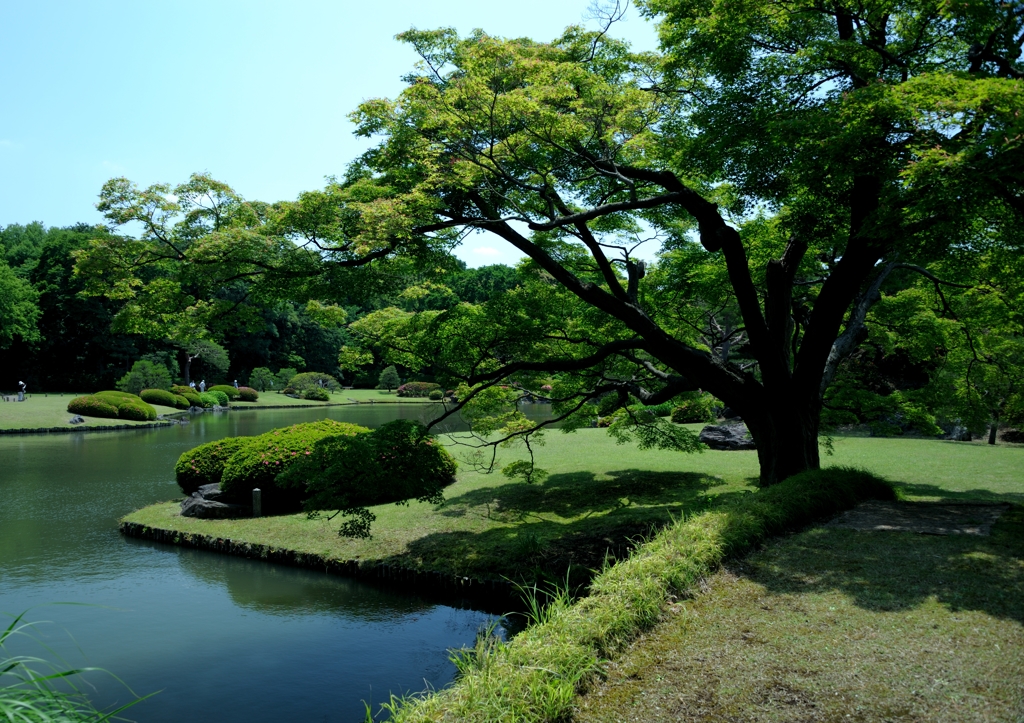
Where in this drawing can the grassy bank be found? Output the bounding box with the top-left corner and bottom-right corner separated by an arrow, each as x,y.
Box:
123,431 -> 1022,587
0,394 -> 179,431
578,507 -> 1024,722
373,468 -> 897,722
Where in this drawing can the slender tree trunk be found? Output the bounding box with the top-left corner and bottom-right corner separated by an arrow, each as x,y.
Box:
184,356 -> 192,386
988,413 -> 999,445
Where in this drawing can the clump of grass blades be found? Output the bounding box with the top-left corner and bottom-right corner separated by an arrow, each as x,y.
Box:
1,611 -> 149,722
368,467 -> 895,723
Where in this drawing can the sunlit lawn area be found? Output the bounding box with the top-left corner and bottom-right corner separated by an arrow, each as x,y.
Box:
0,393 -> 179,430
123,428 -> 1024,585
0,388 -> 435,430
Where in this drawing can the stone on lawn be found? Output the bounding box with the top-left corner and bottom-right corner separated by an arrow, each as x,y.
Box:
699,423 -> 756,450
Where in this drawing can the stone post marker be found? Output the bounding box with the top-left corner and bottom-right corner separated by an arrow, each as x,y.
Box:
252,488 -> 262,518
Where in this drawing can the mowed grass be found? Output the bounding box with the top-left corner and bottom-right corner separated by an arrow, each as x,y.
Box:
0,388 -> 434,430
0,393 -> 179,430
229,388 -> 434,407
577,507 -> 1024,723
123,428 -> 1023,586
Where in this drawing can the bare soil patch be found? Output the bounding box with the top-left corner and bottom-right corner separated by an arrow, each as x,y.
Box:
829,500 -> 1010,536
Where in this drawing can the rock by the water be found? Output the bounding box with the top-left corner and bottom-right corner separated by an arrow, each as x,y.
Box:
68,415 -> 85,425
180,493 -> 249,519
699,423 -> 756,450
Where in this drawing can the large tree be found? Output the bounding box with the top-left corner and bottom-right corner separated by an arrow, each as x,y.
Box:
338,1 -> 1022,484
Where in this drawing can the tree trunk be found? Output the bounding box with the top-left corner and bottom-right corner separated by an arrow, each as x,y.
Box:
988,415 -> 999,445
744,399 -> 821,486
184,356 -> 192,386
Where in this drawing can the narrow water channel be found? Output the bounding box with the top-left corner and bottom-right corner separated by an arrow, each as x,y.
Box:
0,403 -> 539,722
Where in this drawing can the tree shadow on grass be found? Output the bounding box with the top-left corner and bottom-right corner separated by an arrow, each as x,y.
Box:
893,481 -> 1024,505
440,469 -> 726,522
740,505 -> 1024,624
386,470 -> 749,591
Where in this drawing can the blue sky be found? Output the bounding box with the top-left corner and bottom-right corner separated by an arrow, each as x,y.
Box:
0,1 -> 659,267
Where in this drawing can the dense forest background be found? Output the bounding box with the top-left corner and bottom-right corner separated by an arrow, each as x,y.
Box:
0,221 -> 516,392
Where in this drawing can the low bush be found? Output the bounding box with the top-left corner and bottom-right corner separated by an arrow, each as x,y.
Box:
281,387 -> 298,396
94,390 -> 139,402
428,389 -> 444,400
277,419 -> 458,537
237,386 -> 259,402
199,392 -> 219,408
118,400 -> 157,421
376,468 -> 895,722
219,420 -> 369,507
397,382 -> 441,398
302,387 -> 330,401
172,386 -> 204,407
670,392 -> 717,424
172,394 -> 191,410
174,436 -> 255,494
208,390 -> 230,407
90,391 -> 157,421
288,372 -> 341,393
67,395 -> 119,419
140,388 -> 178,408
209,384 -> 241,400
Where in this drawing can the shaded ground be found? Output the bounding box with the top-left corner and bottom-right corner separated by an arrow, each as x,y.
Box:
830,501 -> 1010,536
577,505 -> 1024,723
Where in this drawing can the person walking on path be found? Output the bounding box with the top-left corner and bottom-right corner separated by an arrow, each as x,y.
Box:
233,379 -> 238,389
199,380 -> 206,393
189,380 -> 196,389
17,381 -> 26,402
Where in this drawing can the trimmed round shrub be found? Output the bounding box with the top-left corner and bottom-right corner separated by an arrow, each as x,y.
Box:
207,390 -> 229,407
302,387 -> 329,401
172,394 -> 191,410
281,387 -> 298,396
94,390 -> 139,402
140,388 -> 178,408
396,382 -> 441,398
237,386 -> 259,402
219,420 -> 369,506
174,436 -> 255,495
428,389 -> 444,400
277,419 -> 458,535
199,392 -> 219,408
118,400 -> 157,421
209,384 -> 241,400
67,395 -> 119,419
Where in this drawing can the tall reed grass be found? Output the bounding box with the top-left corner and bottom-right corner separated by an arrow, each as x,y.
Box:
0,610 -> 150,723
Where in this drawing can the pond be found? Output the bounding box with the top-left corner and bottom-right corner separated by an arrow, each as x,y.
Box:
0,402 -> 550,722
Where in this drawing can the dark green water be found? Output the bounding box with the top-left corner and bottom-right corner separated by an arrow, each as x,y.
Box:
0,404 -> 514,722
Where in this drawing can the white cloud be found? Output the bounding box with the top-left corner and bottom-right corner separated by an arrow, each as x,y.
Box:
472,246 -> 501,256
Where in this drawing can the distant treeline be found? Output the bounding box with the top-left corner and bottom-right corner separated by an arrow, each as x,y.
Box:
0,222 -> 517,392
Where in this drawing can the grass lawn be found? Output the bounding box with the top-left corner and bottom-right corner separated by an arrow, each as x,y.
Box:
229,388 -> 433,407
122,428 -> 1024,586
577,507 -> 1024,723
0,393 -> 179,430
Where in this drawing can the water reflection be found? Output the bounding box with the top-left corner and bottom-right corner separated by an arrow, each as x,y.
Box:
0,403 -> 515,723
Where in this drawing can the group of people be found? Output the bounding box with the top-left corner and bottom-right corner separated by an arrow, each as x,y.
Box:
189,380 -> 207,393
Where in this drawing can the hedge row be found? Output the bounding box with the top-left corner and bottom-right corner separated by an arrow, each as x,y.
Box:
68,391 -> 157,421
209,384 -> 241,400
376,467 -> 896,723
